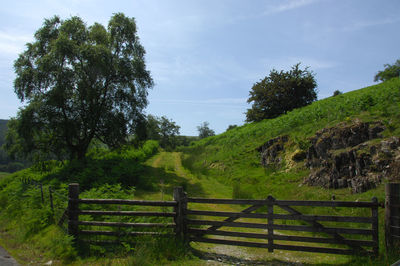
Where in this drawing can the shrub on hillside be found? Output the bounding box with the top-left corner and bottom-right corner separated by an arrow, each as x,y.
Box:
246,63 -> 317,122
374,59 -> 400,82
48,140 -> 159,190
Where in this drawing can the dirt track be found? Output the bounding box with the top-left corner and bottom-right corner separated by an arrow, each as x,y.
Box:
0,245 -> 19,266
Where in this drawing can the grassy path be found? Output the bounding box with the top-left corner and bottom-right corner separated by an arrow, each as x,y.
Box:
136,151 -> 233,201
134,151 -> 361,265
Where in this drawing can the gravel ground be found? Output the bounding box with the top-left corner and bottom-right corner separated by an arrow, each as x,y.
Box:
0,245 -> 19,266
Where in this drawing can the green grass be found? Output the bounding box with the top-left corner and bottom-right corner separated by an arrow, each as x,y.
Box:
179,78 -> 400,198
0,172 -> 9,180
0,79 -> 400,265
176,78 -> 400,264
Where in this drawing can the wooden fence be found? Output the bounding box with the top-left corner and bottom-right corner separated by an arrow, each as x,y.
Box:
386,183 -> 400,250
67,183 -> 380,256
186,195 -> 379,256
68,183 -> 179,244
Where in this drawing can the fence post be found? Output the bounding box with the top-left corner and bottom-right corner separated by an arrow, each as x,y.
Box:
267,195 -> 275,253
40,184 -> 44,204
182,191 -> 188,242
49,187 -> 54,213
371,197 -> 379,256
173,187 -> 187,241
68,183 -> 79,242
385,183 -> 400,251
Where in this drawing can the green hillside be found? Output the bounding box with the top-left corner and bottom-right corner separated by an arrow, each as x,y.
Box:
0,79 -> 399,265
180,78 -> 400,200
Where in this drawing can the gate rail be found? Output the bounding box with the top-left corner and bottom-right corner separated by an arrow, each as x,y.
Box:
67,183 -> 380,256
186,196 -> 379,256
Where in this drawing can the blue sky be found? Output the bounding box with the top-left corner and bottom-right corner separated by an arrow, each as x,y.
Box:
0,0 -> 399,135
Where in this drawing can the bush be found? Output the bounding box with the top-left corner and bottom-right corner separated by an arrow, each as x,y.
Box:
246,63 -> 317,122
374,59 -> 400,82
46,140 -> 159,190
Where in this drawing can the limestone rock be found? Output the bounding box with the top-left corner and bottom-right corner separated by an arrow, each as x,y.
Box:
303,120 -> 400,193
257,135 -> 288,166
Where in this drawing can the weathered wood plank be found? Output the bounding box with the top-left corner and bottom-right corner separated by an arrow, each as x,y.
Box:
77,221 -> 175,228
187,210 -> 373,223
189,237 -> 371,255
203,201 -> 266,233
273,234 -> 377,247
68,183 -> 79,240
267,195 -> 274,252
77,199 -> 177,206
272,224 -> 373,235
276,204 -> 368,253
187,198 -> 267,205
274,200 -> 378,208
272,213 -> 373,223
188,228 -> 268,239
78,210 -> 175,217
371,197 -> 379,256
186,209 -> 266,219
188,229 -> 376,247
81,240 -> 124,245
187,197 -> 379,207
385,183 -> 400,251
187,219 -> 266,229
189,237 -> 269,248
79,230 -> 174,237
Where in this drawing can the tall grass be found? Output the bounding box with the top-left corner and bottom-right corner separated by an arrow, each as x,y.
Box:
180,78 -> 400,197
0,140 -> 191,264
177,78 -> 400,264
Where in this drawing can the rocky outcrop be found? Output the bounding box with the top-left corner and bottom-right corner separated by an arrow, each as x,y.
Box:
304,121 -> 400,193
257,135 -> 288,166
257,120 -> 400,193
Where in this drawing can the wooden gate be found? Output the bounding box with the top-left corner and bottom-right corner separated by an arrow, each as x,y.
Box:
67,184 -> 379,256
186,195 -> 379,256
67,183 -> 178,245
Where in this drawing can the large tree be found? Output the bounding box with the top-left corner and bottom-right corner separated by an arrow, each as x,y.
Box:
374,59 -> 400,82
7,13 -> 153,160
146,115 -> 180,150
197,122 -> 215,139
246,63 -> 317,122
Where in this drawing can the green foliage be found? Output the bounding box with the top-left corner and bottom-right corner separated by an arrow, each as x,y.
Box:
226,124 -> 238,131
332,90 -> 343,96
246,63 -> 317,122
0,162 -> 25,173
197,121 -> 215,139
32,226 -> 77,261
1,80 -> 399,264
145,114 -> 180,150
126,236 -> 192,265
374,59 -> 400,82
49,140 -> 159,190
0,119 -> 29,172
182,78 -> 400,199
8,13 -> 153,161
0,119 -> 7,146
0,140 -> 165,263
175,135 -> 199,147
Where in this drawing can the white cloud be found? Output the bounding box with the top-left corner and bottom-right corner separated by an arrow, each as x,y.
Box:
258,56 -> 337,76
341,17 -> 400,32
150,97 -> 248,108
263,0 -> 321,15
149,54 -> 256,90
0,31 -> 32,56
